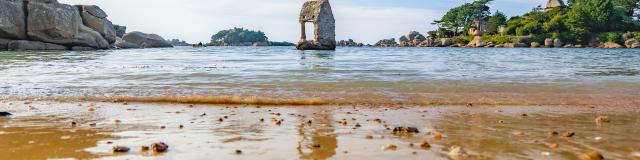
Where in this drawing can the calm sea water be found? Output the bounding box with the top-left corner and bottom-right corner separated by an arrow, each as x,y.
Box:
1,47 -> 639,105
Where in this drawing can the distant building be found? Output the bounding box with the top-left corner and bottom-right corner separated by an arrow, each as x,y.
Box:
545,0 -> 566,10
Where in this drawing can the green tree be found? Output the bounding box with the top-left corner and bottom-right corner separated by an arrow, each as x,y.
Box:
434,0 -> 493,36
486,11 -> 507,34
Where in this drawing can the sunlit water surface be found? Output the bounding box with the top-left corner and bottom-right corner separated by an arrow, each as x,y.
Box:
1,47 -> 639,106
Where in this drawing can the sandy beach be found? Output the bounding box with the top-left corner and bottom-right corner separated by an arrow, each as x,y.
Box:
1,100 -> 639,159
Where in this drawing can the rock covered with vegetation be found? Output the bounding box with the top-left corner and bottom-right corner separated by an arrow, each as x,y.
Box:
208,27 -> 294,46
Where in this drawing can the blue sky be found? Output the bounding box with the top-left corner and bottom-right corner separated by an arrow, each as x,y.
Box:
60,0 -> 544,44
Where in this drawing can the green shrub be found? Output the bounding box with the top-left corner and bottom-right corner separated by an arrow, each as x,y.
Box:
511,36 -> 532,44
488,35 -> 512,44
632,32 -> 640,41
530,34 -> 547,44
598,32 -> 623,44
450,36 -> 470,44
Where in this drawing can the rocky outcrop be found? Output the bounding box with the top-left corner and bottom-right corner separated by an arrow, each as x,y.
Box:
0,0 -> 27,40
0,39 -> 10,50
544,38 -> 553,47
77,5 -> 117,44
26,0 -> 110,49
296,0 -> 336,50
0,0 -> 165,51
601,42 -> 623,48
375,38 -> 398,47
625,39 -> 640,48
7,40 -> 67,51
113,25 -> 127,38
546,0 -> 566,10
553,39 -> 563,48
467,36 -> 485,47
337,39 -> 363,47
504,43 -> 528,48
115,31 -> 172,49
531,42 -> 541,48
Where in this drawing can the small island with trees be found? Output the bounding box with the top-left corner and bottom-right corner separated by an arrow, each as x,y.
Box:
375,0 -> 640,48
207,27 -> 294,46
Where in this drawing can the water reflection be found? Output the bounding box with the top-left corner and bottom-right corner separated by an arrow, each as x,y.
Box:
0,117 -> 112,160
296,108 -> 337,159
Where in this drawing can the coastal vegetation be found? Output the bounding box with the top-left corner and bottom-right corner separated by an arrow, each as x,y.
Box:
430,0 -> 640,48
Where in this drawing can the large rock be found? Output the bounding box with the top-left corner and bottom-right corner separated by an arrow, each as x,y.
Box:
113,25 -> 126,38
26,0 -> 110,49
0,39 -> 10,50
7,40 -> 67,51
0,0 -> 27,40
398,35 -> 409,42
78,5 -> 116,44
440,38 -> 453,47
467,36 -> 485,47
544,38 -> 553,47
625,39 -> 640,48
601,42 -> 623,48
504,43 -> 528,48
531,42 -> 541,48
117,31 -> 172,48
553,39 -> 563,48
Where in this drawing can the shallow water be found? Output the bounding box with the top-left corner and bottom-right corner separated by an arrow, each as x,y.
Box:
1,47 -> 640,106
1,101 -> 639,159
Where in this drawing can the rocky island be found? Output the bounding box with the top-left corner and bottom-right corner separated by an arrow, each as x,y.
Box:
0,0 -> 171,51
207,27 -> 294,46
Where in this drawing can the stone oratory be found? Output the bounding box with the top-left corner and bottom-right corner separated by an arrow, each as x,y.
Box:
296,0 -> 336,50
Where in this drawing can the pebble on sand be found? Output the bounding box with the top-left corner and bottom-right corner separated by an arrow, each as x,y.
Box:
140,146 -> 150,151
383,144 -> 398,151
562,132 -> 575,138
0,112 -> 12,117
420,141 -> 430,149
448,146 -> 472,159
432,133 -> 443,141
548,143 -> 559,149
113,146 -> 130,153
151,142 -> 169,152
392,127 -> 420,136
365,134 -> 374,139
235,149 -> 242,154
580,151 -> 604,160
595,116 -> 610,124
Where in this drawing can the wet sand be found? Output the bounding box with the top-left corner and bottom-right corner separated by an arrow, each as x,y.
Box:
1,100 -> 640,160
